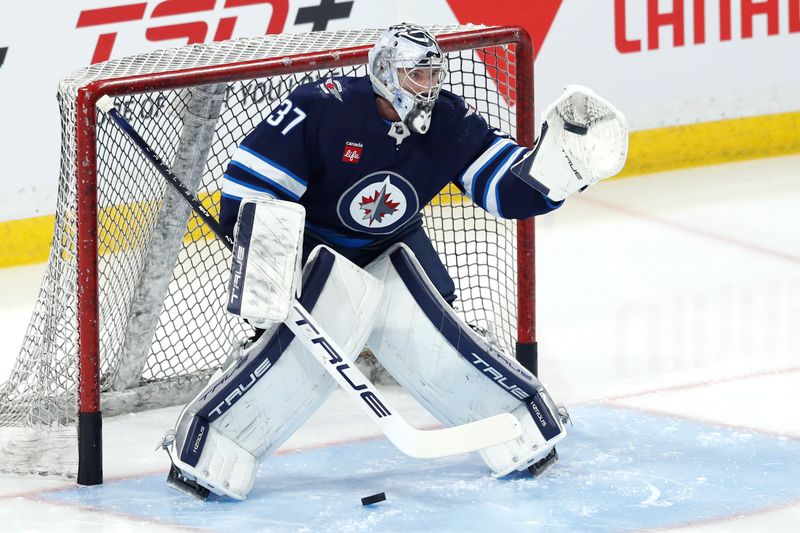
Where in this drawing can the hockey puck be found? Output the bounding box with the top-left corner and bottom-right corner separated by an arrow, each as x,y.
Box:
361,492 -> 386,506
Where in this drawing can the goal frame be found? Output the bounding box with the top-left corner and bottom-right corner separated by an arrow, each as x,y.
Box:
72,26 -> 537,485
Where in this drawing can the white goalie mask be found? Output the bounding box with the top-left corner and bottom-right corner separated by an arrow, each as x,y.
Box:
368,23 -> 448,134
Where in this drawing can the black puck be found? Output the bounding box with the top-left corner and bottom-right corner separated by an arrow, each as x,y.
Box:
361,492 -> 386,506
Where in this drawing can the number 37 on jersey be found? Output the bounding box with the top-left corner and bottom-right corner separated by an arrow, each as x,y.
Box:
266,100 -> 307,135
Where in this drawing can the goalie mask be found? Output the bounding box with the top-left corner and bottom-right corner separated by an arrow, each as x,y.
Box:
368,23 -> 448,134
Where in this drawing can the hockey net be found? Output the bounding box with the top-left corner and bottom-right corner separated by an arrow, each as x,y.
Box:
0,25 -> 535,479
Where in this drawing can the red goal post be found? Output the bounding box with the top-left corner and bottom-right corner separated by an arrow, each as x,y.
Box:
0,25 -> 537,485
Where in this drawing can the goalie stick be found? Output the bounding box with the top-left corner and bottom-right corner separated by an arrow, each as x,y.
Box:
96,95 -> 522,459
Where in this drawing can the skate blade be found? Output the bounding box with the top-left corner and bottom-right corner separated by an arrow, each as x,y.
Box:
527,447 -> 559,476
166,464 -> 210,500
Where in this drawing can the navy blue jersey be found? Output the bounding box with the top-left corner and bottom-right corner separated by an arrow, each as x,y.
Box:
220,75 -> 561,248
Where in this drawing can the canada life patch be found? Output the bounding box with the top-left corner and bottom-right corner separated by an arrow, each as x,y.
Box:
337,171 -> 419,235
342,141 -> 362,163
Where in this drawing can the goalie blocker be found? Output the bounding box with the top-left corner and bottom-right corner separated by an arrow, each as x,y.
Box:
226,196 -> 305,328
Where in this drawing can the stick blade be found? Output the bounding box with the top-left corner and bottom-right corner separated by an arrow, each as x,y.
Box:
402,413 -> 522,459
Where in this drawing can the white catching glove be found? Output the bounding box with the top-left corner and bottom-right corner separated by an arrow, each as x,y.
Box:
511,85 -> 629,202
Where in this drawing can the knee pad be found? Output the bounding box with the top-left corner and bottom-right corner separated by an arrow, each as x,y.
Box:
167,246 -> 382,498
365,244 -> 566,476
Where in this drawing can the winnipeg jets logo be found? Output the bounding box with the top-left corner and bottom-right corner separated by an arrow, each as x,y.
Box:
359,178 -> 401,225
337,171 -> 419,234
318,78 -> 343,102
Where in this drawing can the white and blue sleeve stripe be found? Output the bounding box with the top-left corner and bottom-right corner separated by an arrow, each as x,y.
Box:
221,174 -> 278,201
229,145 -> 307,200
458,137 -> 516,201
484,146 -> 528,218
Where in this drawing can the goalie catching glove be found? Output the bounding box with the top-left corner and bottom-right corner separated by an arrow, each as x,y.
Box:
511,85 -> 628,202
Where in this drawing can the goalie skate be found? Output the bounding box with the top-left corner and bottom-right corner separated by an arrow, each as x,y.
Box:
158,431 -> 210,500
527,447 -> 559,476
166,463 -> 211,501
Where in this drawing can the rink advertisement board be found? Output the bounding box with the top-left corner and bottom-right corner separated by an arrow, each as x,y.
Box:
0,0 -> 798,247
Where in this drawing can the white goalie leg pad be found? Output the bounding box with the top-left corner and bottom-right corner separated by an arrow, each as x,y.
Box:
226,197 -> 305,328
365,244 -> 566,477
168,246 -> 383,499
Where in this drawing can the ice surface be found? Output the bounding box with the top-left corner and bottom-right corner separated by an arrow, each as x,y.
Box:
1,156 -> 798,531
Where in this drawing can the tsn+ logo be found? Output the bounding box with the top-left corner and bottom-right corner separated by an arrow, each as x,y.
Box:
75,0 -> 289,64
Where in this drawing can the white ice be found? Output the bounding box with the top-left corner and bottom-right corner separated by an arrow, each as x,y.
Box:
0,155 -> 798,532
